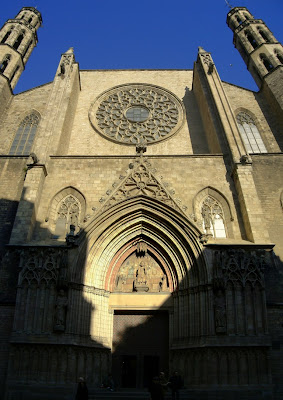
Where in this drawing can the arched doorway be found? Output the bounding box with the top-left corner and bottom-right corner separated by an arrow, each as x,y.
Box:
108,240 -> 173,388
73,196 -> 207,389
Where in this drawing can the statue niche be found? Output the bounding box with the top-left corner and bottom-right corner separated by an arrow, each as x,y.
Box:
115,251 -> 169,293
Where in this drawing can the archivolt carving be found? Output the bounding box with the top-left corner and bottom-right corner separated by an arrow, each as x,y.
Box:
89,83 -> 184,145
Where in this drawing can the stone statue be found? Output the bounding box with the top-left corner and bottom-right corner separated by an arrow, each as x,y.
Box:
214,289 -> 226,333
134,261 -> 149,292
54,289 -> 68,332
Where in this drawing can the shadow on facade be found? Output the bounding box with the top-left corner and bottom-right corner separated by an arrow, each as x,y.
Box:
0,195 -> 282,400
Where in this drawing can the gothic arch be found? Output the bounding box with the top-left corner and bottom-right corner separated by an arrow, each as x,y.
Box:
9,110 -> 41,155
234,109 -> 267,154
193,186 -> 234,238
46,186 -> 86,237
71,196 -> 208,292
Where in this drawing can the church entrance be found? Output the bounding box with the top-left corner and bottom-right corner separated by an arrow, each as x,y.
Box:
112,310 -> 169,389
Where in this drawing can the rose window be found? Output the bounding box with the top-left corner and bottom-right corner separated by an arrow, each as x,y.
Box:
89,84 -> 184,145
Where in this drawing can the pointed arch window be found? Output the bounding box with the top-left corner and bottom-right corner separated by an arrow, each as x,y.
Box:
236,112 -> 267,154
0,54 -> 11,74
13,32 -> 25,51
201,196 -> 226,238
9,112 -> 40,155
246,32 -> 258,49
1,30 -> 12,44
53,195 -> 81,239
236,16 -> 242,25
258,29 -> 269,43
260,54 -> 274,72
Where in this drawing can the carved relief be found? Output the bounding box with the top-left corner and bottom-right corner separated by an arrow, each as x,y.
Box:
20,248 -> 63,286
89,84 -> 184,145
98,158 -> 187,215
214,249 -> 267,288
54,289 -> 68,332
115,248 -> 169,293
213,288 -> 226,333
213,249 -> 269,335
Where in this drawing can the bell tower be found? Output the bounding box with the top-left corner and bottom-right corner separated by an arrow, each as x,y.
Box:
0,7 -> 42,90
227,6 -> 283,109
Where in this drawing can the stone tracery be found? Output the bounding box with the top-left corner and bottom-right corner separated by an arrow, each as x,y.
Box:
89,84 -> 183,145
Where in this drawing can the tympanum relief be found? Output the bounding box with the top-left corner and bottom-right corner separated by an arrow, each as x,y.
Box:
115,250 -> 169,293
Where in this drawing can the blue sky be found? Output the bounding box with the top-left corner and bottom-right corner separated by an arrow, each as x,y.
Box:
1,0 -> 283,94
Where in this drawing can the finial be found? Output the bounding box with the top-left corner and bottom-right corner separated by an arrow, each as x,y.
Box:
224,0 -> 233,9
66,47 -> 74,54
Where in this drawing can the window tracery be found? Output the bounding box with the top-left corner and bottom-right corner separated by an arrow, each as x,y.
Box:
236,112 -> 267,154
9,112 -> 40,155
201,196 -> 226,238
89,84 -> 184,145
54,195 -> 81,239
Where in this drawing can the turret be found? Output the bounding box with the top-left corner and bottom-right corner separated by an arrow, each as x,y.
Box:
227,7 -> 283,89
0,7 -> 42,90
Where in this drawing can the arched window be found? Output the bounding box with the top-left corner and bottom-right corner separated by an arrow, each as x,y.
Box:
275,50 -> 283,64
244,13 -> 251,20
201,196 -> 226,238
236,16 -> 242,25
13,32 -> 25,51
258,29 -> 269,43
260,54 -> 274,72
53,195 -> 81,239
1,30 -> 12,44
0,54 -> 11,74
27,17 -> 33,24
236,112 -> 267,153
246,32 -> 258,49
9,112 -> 40,155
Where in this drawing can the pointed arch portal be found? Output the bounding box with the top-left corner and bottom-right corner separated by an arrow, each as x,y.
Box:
70,195 -> 208,388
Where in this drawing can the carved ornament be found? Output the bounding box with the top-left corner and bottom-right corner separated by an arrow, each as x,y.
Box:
89,84 -> 184,145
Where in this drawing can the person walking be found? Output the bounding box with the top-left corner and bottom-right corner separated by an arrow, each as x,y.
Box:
168,371 -> 182,400
75,377 -> 88,400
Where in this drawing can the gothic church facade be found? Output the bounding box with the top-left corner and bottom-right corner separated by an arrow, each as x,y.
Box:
0,6 -> 282,400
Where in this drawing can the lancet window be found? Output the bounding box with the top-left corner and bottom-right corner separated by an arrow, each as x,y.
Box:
9,112 -> 40,155
54,195 -> 81,239
236,112 -> 267,154
246,32 -> 258,49
260,54 -> 274,72
201,196 -> 226,238
13,32 -> 25,51
1,29 -> 12,44
0,54 -> 11,74
258,29 -> 269,43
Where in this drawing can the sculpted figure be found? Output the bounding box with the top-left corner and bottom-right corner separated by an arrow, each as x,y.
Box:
134,260 -> 149,292
54,289 -> 68,331
214,289 -> 226,332
136,261 -> 147,285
